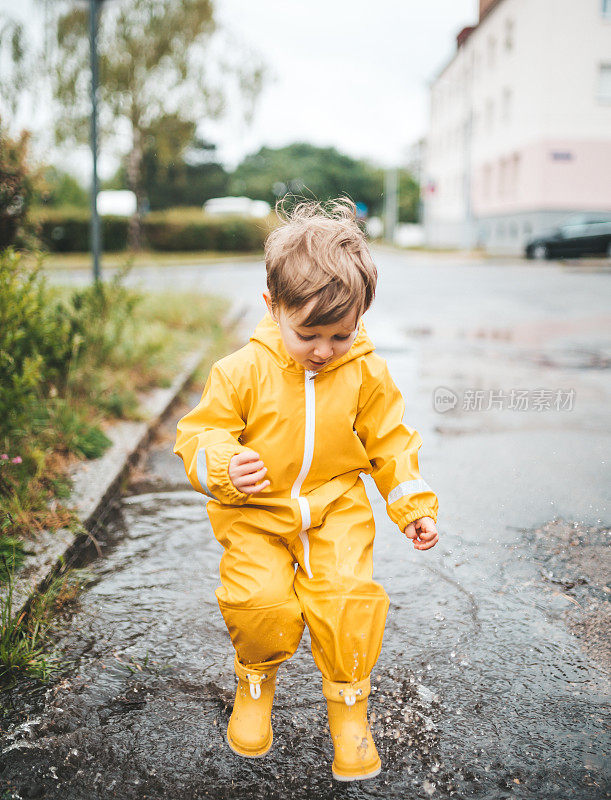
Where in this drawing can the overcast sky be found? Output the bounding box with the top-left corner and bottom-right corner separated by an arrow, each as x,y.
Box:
3,0 -> 478,176
211,0 -> 477,167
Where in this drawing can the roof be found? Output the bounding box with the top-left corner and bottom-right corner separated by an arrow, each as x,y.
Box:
430,0 -> 508,83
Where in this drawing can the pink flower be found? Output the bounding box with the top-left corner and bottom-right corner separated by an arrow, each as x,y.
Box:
0,454 -> 8,460
11,456 -> 23,464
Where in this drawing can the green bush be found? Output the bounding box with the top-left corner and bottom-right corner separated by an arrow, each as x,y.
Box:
144,212 -> 268,251
31,207 -> 269,252
33,208 -> 129,252
45,399 -> 112,460
0,250 -> 76,437
0,248 -> 141,446
216,217 -> 265,251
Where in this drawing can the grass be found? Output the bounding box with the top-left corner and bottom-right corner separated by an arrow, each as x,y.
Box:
1,450 -> 77,542
0,560 -> 92,689
0,538 -> 29,582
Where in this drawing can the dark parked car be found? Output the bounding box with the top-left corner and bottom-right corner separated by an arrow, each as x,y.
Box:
525,214 -> 611,259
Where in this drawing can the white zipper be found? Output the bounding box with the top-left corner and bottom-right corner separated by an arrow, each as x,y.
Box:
291,370 -> 316,578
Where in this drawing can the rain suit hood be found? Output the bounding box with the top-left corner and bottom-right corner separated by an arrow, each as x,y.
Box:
249,313 -> 375,374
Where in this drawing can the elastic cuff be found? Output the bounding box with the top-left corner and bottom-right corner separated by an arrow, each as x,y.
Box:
398,507 -> 438,531
322,676 -> 371,702
234,655 -> 277,683
207,447 -> 250,505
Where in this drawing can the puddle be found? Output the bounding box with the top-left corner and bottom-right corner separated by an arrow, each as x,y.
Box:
1,492 -> 608,799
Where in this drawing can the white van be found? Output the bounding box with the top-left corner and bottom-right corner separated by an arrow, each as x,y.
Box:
203,197 -> 271,218
96,190 -> 137,216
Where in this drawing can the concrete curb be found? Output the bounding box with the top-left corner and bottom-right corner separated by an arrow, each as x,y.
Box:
2,347 -> 207,613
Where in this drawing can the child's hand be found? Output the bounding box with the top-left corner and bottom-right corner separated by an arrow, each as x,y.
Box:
404,517 -> 439,550
229,450 -> 270,494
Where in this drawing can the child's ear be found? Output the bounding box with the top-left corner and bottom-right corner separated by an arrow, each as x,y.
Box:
262,292 -> 276,320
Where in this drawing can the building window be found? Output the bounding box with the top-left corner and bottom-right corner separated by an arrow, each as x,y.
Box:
603,0 -> 611,19
488,36 -> 496,68
598,64 -> 611,102
505,19 -> 514,51
502,87 -> 512,122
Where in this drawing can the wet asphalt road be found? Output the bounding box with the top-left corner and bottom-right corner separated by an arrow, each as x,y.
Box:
1,250 -> 610,799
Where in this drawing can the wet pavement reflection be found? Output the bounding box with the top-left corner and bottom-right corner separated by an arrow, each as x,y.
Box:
1,477 -> 607,799
1,252 -> 609,799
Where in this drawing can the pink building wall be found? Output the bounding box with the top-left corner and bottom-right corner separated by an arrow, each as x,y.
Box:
472,139 -> 611,216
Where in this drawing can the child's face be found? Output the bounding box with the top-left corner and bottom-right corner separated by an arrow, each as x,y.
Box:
264,294 -> 359,372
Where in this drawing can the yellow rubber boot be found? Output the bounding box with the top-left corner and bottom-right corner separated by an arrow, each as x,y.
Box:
226,656 -> 278,758
322,676 -> 381,781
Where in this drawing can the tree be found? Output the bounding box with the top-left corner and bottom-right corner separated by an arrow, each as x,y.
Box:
397,170 -> 420,224
0,14 -> 29,123
140,136 -> 229,211
34,166 -> 89,209
229,143 -> 384,216
0,126 -> 35,250
107,117 -> 229,210
50,0 -> 265,247
228,143 -> 421,221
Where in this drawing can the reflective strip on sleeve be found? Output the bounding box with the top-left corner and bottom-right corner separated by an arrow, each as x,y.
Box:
387,478 -> 432,506
196,449 -> 218,500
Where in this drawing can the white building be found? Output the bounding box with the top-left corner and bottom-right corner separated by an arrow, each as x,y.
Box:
423,0 -> 611,253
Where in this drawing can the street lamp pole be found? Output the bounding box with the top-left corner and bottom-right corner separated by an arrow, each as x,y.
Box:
89,0 -> 101,283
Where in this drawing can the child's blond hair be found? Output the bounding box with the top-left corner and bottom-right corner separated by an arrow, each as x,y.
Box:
264,197 -> 377,326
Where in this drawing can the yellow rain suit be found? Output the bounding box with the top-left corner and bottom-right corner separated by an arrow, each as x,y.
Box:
174,314 -> 438,682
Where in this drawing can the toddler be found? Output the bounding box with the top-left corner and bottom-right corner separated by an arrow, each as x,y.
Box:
174,198 -> 439,781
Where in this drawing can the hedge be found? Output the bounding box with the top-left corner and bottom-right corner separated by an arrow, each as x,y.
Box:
31,207 -> 271,253
33,208 -> 129,252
